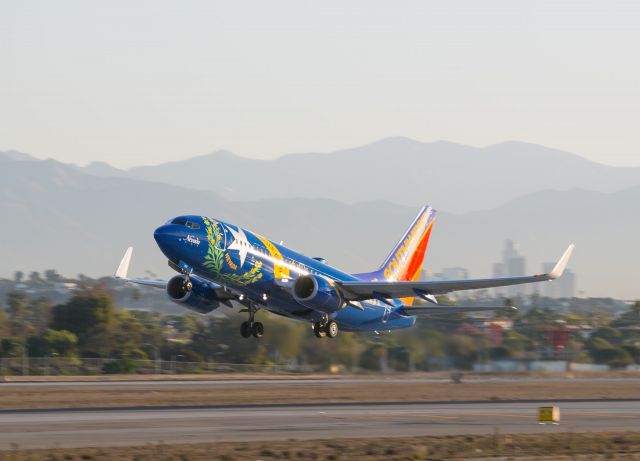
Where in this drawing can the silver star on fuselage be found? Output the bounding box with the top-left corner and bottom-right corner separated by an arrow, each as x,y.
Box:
227,225 -> 249,268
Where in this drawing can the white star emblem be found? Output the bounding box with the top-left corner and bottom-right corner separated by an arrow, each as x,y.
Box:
227,225 -> 249,268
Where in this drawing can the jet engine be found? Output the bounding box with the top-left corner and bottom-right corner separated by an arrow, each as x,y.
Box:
166,275 -> 220,313
292,274 -> 344,313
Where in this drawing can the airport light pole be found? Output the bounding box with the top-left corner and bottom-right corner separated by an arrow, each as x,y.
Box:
21,344 -> 28,376
171,354 -> 184,374
45,352 -> 58,377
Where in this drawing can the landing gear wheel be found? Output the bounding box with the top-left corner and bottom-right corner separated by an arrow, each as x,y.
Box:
240,321 -> 252,338
251,322 -> 264,338
313,322 -> 327,338
325,320 -> 338,338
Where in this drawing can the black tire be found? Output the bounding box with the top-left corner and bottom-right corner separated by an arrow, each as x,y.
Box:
240,321 -> 252,338
252,321 -> 264,338
313,322 -> 326,338
326,320 -> 339,338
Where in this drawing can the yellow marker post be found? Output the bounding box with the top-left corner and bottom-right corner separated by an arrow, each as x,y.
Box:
538,406 -> 560,424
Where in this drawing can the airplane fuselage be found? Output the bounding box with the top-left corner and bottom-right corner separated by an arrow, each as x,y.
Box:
153,215 -> 416,332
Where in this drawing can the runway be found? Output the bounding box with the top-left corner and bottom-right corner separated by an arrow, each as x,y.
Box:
1,400 -> 638,449
3,376 -> 640,387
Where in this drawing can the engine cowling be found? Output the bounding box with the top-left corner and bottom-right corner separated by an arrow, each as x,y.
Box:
292,274 -> 344,313
166,275 -> 220,313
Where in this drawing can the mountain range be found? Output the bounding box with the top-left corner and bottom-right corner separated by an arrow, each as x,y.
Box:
66,137 -> 640,214
1,141 -> 639,298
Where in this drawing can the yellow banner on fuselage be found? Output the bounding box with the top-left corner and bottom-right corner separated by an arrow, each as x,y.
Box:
255,235 -> 290,279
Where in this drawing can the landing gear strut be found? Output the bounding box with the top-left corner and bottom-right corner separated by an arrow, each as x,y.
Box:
313,316 -> 338,339
183,277 -> 193,293
240,304 -> 263,339
313,322 -> 326,338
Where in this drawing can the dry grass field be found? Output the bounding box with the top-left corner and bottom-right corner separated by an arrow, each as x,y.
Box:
1,432 -> 640,460
0,375 -> 639,410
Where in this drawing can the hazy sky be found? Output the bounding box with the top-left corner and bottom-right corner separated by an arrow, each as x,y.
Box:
2,0 -> 639,168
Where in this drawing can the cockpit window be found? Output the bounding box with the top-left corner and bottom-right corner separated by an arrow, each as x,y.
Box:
170,218 -> 200,229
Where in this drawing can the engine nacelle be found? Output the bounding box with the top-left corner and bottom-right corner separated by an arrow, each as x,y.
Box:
166,275 -> 220,314
292,274 -> 344,313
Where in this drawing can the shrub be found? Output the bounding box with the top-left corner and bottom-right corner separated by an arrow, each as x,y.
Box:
102,357 -> 138,374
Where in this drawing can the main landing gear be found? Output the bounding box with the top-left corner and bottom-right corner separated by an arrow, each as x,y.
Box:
240,304 -> 264,339
313,316 -> 339,339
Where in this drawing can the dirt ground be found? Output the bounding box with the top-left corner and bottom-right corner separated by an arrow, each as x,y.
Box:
1,431 -> 640,460
0,375 -> 639,410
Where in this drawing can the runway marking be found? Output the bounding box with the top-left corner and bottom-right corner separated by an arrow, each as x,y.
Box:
466,413 -> 536,419
346,414 -> 459,421
565,413 -> 640,418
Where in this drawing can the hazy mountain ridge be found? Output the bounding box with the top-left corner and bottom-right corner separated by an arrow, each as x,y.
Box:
120,138 -> 640,212
0,150 -> 38,162
0,156 -> 638,298
8,138 -> 637,213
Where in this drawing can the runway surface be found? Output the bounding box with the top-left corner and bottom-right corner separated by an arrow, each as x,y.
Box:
1,400 -> 638,449
3,376 -> 640,387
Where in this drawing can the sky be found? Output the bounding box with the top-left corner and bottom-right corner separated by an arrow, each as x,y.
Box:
1,0 -> 640,168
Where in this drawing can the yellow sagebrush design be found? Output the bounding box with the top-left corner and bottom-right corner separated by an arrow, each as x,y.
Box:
202,217 -> 263,286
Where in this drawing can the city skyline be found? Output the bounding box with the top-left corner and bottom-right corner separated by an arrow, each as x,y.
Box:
429,239 -> 578,299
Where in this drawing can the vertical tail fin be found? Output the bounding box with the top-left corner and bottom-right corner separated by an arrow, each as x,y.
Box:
379,206 -> 436,282
354,206 -> 436,285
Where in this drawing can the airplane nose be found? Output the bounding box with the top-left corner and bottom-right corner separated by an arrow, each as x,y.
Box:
153,224 -> 172,248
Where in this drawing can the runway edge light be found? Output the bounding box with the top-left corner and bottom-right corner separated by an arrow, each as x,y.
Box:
538,406 -> 560,425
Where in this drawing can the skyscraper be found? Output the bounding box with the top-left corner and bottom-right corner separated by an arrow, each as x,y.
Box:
493,240 -> 528,297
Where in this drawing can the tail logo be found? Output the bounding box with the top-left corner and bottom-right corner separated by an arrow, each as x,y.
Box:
383,213 -> 429,279
381,208 -> 435,282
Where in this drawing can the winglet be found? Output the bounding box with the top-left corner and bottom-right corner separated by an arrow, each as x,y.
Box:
548,244 -> 575,279
115,247 -> 133,279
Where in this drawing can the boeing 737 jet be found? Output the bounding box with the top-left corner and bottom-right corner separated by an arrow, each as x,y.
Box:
115,206 -> 574,338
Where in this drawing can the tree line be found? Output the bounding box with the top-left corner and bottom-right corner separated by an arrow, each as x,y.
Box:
1,288 -> 639,373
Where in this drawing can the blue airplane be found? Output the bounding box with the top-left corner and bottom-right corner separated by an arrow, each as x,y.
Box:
115,206 -> 574,338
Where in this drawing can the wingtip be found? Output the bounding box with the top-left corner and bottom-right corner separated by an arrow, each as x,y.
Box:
115,246 -> 134,279
548,243 -> 575,279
